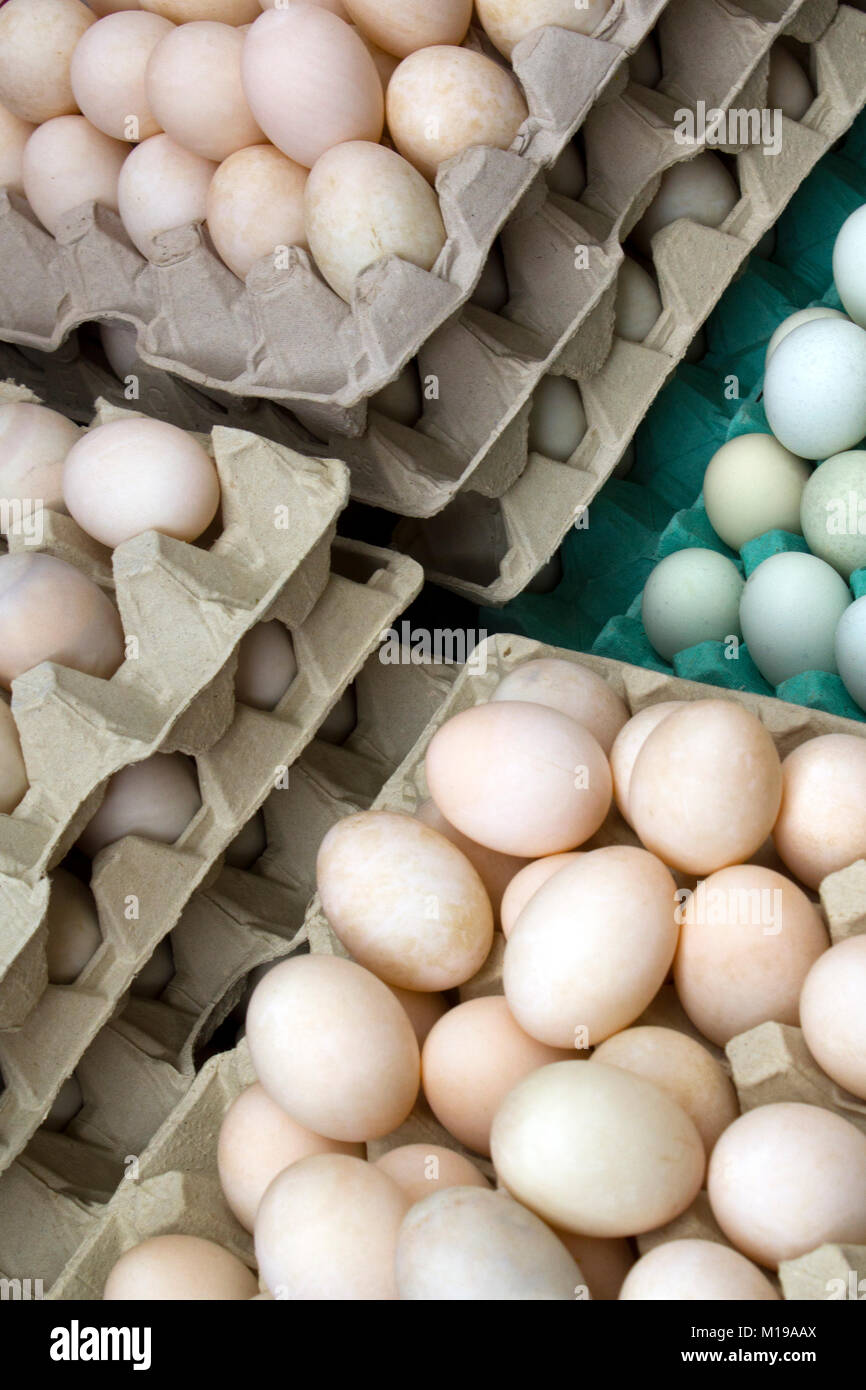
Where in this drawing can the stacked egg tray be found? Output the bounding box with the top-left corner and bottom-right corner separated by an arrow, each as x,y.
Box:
43,634 -> 866,1300
0,1 -> 674,432
0,651 -> 456,1293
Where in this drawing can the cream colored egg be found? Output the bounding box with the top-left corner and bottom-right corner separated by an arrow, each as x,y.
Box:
0,552 -> 124,690
207,145 -> 307,280
387,46 -> 527,183
767,44 -> 813,122
0,103 -> 35,195
44,868 -> 101,984
628,699 -> 783,875
0,699 -> 27,814
415,798 -> 528,921
241,7 -> 383,169
104,1235 -> 258,1300
142,0 -> 260,19
259,0 -> 349,13
800,936 -> 866,1100
224,809 -> 266,868
246,954 -> 419,1141
78,752 -> 201,856
234,619 -> 297,709
476,0 -> 611,60
63,417 -> 220,547
0,402 -> 79,523
0,0 -> 95,125
632,153 -> 739,258
619,1239 -> 780,1301
71,11 -> 171,143
527,375 -> 586,461
388,984 -> 449,1047
421,996 -> 570,1157
375,1144 -> 489,1205
218,1082 -> 364,1232
500,853 -> 582,938
254,1154 -> 409,1299
87,1 -> 144,14
22,117 -> 127,238
305,140 -> 446,303
490,658 -> 629,754
344,0 -> 471,58
615,256 -> 662,343
774,734 -> 866,889
146,22 -> 264,162
425,701 -> 612,857
703,432 -> 810,551
492,1061 -> 705,1237
591,1026 -> 739,1163
609,701 -> 684,825
118,134 -> 216,258
708,1103 -> 866,1267
504,846 -> 679,1048
130,937 -> 174,997
316,810 -> 494,990
396,1187 -> 583,1300
554,1231 -> 634,1300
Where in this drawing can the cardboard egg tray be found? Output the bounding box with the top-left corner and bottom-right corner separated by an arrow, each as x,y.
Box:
45,636 -> 866,1300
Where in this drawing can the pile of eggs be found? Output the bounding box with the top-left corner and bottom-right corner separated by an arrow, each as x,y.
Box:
103,657 -> 866,1299
641,200 -> 866,712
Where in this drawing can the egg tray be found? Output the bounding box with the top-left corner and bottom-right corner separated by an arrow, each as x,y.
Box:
390,0 -> 866,603
0,537 -> 423,1181
41,636 -> 866,1300
0,652 -> 456,1293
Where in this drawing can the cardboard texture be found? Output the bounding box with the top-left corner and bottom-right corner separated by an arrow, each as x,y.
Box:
47,637 -> 866,1299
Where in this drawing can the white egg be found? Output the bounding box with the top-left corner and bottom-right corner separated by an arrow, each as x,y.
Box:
632,153 -> 739,258
767,45 -> 813,121
78,752 -> 202,856
835,595 -> 866,712
614,257 -> 662,343
317,685 -> 357,743
765,306 -> 848,364
763,318 -> 866,459
141,1 -> 261,19
234,620 -> 297,709
22,116 -> 127,238
146,20 -> 265,162
0,101 -> 35,195
528,376 -> 586,461
129,937 -> 175,998
118,133 -> 216,259
99,320 -> 141,380
44,868 -> 101,984
224,809 -> 267,868
71,10 -> 172,142
739,551 -> 852,686
833,203 -> 866,330
0,0 -> 95,125
702,433 -> 810,551
0,401 -> 79,520
641,548 -> 744,662
0,552 -> 125,689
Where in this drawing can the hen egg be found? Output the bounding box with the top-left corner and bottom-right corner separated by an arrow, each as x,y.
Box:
555,1231 -> 634,1300
800,451 -> 866,579
22,117 -> 127,239
129,937 -> 174,998
218,1082 -> 363,1232
255,1154 -> 409,1299
234,619 -> 297,710
207,146 -> 308,280
471,240 -> 509,313
835,595 -> 866,712
371,361 -> 423,426
421,996 -> 570,1157
620,1240 -> 780,1301
99,319 -> 141,380
317,685 -> 357,743
0,700 -> 27,814
78,752 -> 201,856
242,6 -> 383,169
305,141 -> 446,303
703,432 -> 809,550
475,0 -> 611,60
141,0 -> 260,19
608,701 -> 684,824
43,1074 -> 84,1132
491,658 -> 628,755
765,306 -> 848,363
44,868 -> 101,983
504,846 -> 679,1048
246,955 -> 419,1141
343,0 -> 471,57
641,548 -> 744,663
71,11 -> 172,143
628,699 -> 783,875
415,799 -> 527,921
763,318 -> 866,458
499,852 -> 582,938
224,809 -> 266,868
632,153 -> 739,257
767,45 -> 813,121
739,551 -> 852,687
0,0 -> 95,125
629,34 -> 662,88
146,22 -> 264,162
0,552 -> 124,689
800,936 -> 866,1100
0,402 -> 79,522
374,1144 -> 488,1205
614,257 -> 662,342
833,204 -> 866,329
707,1103 -> 866,1267
388,984 -> 448,1048
425,701 -> 612,857
316,810 -> 494,990
104,1235 -> 258,1300
259,0 -> 349,12
387,47 -> 527,183
492,1061 -> 704,1237
63,417 -> 221,547
773,734 -> 866,889
87,1 -> 145,14
527,376 -> 586,461
0,102 -> 34,195
118,133 -> 216,258
547,140 -> 585,199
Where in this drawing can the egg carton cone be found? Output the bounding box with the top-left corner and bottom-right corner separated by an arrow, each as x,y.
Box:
392,1 -> 866,600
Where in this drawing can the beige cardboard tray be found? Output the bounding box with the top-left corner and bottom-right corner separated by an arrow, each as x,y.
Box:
48,636 -> 866,1299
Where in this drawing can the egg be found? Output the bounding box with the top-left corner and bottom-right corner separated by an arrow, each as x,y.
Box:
217,1082 -> 363,1232
141,0 -> 260,19
245,955 -> 419,1141
0,553 -> 125,689
492,1061 -> 704,1237
0,0 -> 95,125
767,44 -> 813,121
763,318 -> 866,458
259,0 -> 349,12
129,937 -> 174,998
632,153 -> 739,258
415,799 -> 528,921
71,11 -> 172,143
396,1187 -> 583,1300
499,852 -> 583,937
739,551 -> 852,686
800,936 -> 866,1100
707,1103 -> 866,1267
629,34 -> 662,88
619,1240 -> 780,1301
104,1235 -> 258,1300
608,701 -> 685,825
207,145 -> 308,280
475,0 -> 612,60
304,141 -> 446,303
0,402 -> 79,523
800,450 -> 866,579
78,753 -> 201,856
344,0 -> 471,57
146,22 -> 264,162
555,1231 -> 634,1300
471,239 -> 509,313
527,376 -> 586,461
374,1144 -> 489,1205
21,117 -> 127,239
421,996 -> 570,1157
614,257 -> 662,342
835,595 -> 866,711
0,699 -> 27,814
0,102 -> 35,195
833,204 -> 866,328
370,361 -> 423,426
234,619 -> 297,709
388,984 -> 448,1048
241,7 -> 383,169
504,846 -> 679,1048
773,733 -> 866,888
425,701 -> 612,857
99,319 -> 141,380
316,685 -> 357,743
43,1074 -> 84,1132
641,548 -> 744,663
491,659 -> 628,755
87,1 -> 145,13
546,140 -> 585,199
63,417 -> 221,547
224,809 -> 266,868
44,868 -> 101,984
702,432 -> 810,550
254,1154 -> 409,1300
765,306 -> 848,363
118,134 -> 216,258
386,47 -> 527,184
628,699 -> 783,875
316,810 -> 494,989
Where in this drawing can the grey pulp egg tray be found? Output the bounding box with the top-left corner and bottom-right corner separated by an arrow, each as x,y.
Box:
47,634 -> 866,1300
